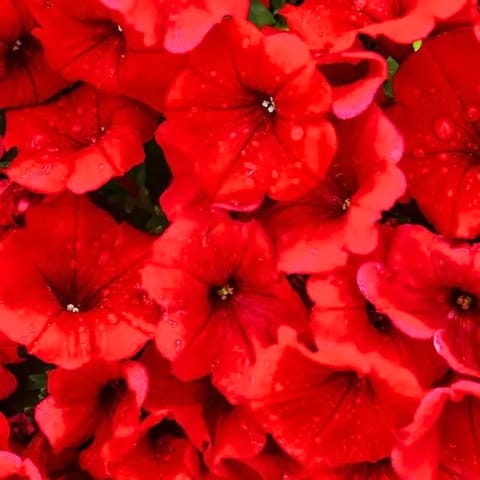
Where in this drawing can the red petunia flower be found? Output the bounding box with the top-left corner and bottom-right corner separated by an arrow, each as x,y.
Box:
0,193 -> 159,368
308,240 -> 448,389
35,360 -> 147,452
25,0 -> 187,111
35,360 -> 148,479
95,409 -> 202,480
280,0 -> 468,53
392,380 -> 480,479
259,104 -> 405,274
141,212 -> 309,398
97,0 -> 249,51
243,328 -> 423,469
156,18 -> 336,211
388,27 -> 480,239
0,0 -> 68,109
140,344 -> 267,478
358,224 -> 480,378
3,85 -> 156,194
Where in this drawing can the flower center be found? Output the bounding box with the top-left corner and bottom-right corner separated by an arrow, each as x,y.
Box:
261,96 -> 276,115
217,284 -> 234,301
451,288 -> 477,312
342,198 -> 351,211
10,39 -> 23,52
98,379 -> 127,411
365,302 -> 392,333
65,303 -> 80,313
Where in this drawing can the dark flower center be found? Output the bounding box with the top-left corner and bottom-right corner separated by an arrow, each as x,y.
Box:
451,287 -> 477,312
216,284 -> 235,301
98,378 -> 127,411
341,197 -> 351,212
6,35 -> 38,68
365,302 -> 392,333
209,277 -> 237,304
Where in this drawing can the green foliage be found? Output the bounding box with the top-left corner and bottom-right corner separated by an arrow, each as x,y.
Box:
249,0 -> 276,27
383,56 -> 399,100
0,147 -> 19,169
93,140 -> 170,235
248,0 -> 290,30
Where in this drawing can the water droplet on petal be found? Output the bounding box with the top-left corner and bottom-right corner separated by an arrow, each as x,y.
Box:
290,125 -> 304,141
467,104 -> 480,122
433,117 -> 455,140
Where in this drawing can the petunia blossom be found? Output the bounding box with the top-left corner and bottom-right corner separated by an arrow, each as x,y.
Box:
388,27 -> 480,239
243,328 -> 423,469
156,18 -> 336,211
358,224 -> 480,378
141,211 -> 309,398
392,380 -> 480,479
0,0 -> 68,109
259,104 -> 405,274
25,0 -> 187,110
98,0 -> 249,51
280,0 -> 467,53
0,193 -> 159,368
3,85 -> 156,194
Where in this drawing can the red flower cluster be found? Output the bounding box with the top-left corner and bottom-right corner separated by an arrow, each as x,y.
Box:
0,0 -> 479,478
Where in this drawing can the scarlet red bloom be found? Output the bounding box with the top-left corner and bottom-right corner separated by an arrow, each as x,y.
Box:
25,0 -> 187,110
141,212 -> 309,397
157,18 -> 336,211
97,0 -> 249,51
308,243 -> 448,389
35,360 -> 148,478
280,0 -> 468,52
3,85 -> 156,194
260,105 -> 405,274
244,328 -> 422,469
0,193 -> 159,368
392,380 -> 480,479
388,27 -> 480,239
358,225 -> 480,378
0,0 -> 67,109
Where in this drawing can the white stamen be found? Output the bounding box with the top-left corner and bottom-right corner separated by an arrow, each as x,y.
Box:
11,40 -> 22,52
66,303 -> 80,313
261,97 -> 276,114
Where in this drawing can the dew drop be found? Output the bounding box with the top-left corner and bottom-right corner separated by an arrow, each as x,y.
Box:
433,117 -> 455,140
467,104 -> 480,122
290,125 -> 304,141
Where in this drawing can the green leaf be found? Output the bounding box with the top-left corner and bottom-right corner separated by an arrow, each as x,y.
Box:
271,0 -> 286,11
274,14 -> 288,30
249,0 -> 276,27
413,40 -> 423,52
0,147 -> 19,169
383,56 -> 399,99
